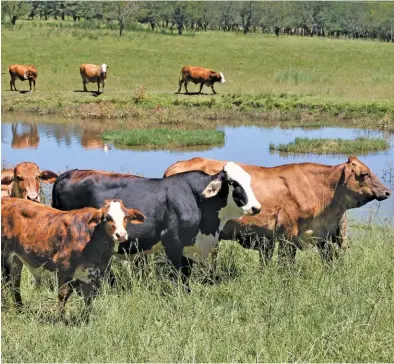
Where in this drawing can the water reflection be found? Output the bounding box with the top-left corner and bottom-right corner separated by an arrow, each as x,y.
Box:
11,124 -> 40,149
1,121 -> 393,225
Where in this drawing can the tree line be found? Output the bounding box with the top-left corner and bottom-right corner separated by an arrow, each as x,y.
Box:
2,1 -> 394,41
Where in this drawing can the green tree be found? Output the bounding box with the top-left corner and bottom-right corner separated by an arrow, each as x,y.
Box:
2,1 -> 29,25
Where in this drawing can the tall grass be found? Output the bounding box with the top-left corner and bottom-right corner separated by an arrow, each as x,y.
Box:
270,137 -> 390,154
2,226 -> 394,362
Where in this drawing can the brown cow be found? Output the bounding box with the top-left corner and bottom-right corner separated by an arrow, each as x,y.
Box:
1,198 -> 145,315
164,156 -> 391,265
80,63 -> 109,93
1,162 -> 58,202
177,66 -> 225,95
11,124 -> 40,149
9,64 -> 38,92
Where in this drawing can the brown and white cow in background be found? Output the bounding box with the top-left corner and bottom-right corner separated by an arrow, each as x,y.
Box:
9,64 -> 38,92
177,66 -> 225,95
1,198 -> 145,315
80,63 -> 109,93
164,156 -> 391,265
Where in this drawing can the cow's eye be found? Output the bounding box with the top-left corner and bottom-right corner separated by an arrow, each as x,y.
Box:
361,172 -> 370,178
15,176 -> 23,181
104,215 -> 113,222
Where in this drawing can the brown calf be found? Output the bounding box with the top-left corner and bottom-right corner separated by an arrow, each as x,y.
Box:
164,156 -> 391,264
1,162 -> 58,202
9,64 -> 38,92
177,66 -> 225,95
1,198 -> 145,314
80,63 -> 109,93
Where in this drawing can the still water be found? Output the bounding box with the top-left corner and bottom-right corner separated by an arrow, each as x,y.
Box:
1,121 -> 393,225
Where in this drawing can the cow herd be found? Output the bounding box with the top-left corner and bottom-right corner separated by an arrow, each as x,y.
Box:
1,155 -> 391,318
8,63 -> 225,95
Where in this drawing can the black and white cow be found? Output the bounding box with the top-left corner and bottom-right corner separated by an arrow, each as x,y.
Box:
51,163 -> 261,287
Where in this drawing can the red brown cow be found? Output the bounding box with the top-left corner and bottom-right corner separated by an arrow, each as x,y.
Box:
177,66 -> 225,95
9,64 -> 38,92
80,63 -> 109,93
1,162 -> 58,202
1,198 -> 145,315
164,156 -> 391,264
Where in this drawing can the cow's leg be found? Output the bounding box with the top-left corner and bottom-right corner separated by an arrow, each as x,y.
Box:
9,256 -> 24,309
211,85 -> 217,94
177,79 -> 184,94
256,236 -> 275,267
10,78 -> 14,91
10,78 -> 17,91
32,79 -> 36,91
278,238 -> 297,265
199,82 -> 204,94
57,275 -> 73,318
29,79 -> 32,92
184,82 -> 189,94
162,233 -> 190,292
83,79 -> 88,92
101,81 -> 105,93
317,239 -> 335,265
97,81 -> 100,93
79,281 -> 99,318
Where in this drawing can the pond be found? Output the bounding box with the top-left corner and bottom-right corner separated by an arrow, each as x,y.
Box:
1,120 -> 393,226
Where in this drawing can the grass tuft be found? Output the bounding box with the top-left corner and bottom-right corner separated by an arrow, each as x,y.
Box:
269,137 -> 390,154
101,128 -> 225,149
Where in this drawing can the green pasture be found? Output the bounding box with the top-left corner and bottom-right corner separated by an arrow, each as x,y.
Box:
1,22 -> 394,125
102,128 -> 225,148
2,226 -> 394,362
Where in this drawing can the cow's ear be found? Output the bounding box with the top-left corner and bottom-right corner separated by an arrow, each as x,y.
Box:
1,175 -> 14,185
40,170 -> 58,183
88,209 -> 103,228
201,179 -> 222,199
127,208 -> 146,224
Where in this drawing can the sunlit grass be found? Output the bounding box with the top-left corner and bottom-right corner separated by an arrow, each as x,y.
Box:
101,128 -> 225,148
270,137 -> 390,154
2,226 -> 394,362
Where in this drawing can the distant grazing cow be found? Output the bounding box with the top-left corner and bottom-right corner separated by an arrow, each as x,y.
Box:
1,198 -> 145,314
9,64 -> 38,92
80,63 -> 109,93
52,164 -> 261,290
177,66 -> 225,95
164,156 -> 391,264
1,162 -> 58,202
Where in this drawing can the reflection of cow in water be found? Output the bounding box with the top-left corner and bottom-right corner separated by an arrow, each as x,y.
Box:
81,129 -> 110,152
11,124 -> 40,149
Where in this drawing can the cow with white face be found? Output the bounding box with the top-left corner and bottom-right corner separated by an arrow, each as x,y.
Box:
52,162 -> 261,290
79,63 -> 109,93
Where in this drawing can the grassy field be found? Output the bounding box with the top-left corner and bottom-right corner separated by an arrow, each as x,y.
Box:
2,225 -> 394,362
1,22 -> 394,129
270,137 -> 390,154
102,128 -> 225,148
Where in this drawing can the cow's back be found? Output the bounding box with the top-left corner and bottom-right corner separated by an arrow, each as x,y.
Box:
80,64 -> 99,80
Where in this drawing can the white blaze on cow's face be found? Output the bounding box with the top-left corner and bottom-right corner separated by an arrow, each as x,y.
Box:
23,70 -> 29,80
220,72 -> 225,83
105,201 -> 128,242
223,162 -> 261,216
100,63 -> 108,76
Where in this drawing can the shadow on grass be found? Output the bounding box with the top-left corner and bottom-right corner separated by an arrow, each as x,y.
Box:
175,91 -> 215,96
73,90 -> 102,97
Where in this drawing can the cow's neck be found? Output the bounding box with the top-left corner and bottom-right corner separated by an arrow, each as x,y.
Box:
218,185 -> 244,227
